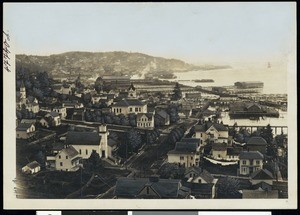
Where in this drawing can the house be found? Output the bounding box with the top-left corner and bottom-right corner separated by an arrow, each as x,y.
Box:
53,146 -> 81,172
194,120 -> 229,146
239,151 -> 264,176
114,176 -> 190,199
112,99 -> 147,116
72,108 -> 86,121
178,108 -> 192,119
16,122 -> 35,139
62,101 -> 84,109
137,113 -> 154,129
44,111 -> 61,126
246,136 -> 267,154
54,84 -> 72,95
22,161 -> 41,174
167,141 -> 201,167
65,125 -> 110,159
250,169 -> 274,185
182,167 -> 217,199
155,109 -> 170,126
53,106 -> 67,119
211,142 -> 227,160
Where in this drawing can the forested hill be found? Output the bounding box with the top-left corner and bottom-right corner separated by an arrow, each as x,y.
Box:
16,51 -> 199,79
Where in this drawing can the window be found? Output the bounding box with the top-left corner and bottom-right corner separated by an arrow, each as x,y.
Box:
119,108 -> 122,113
191,156 -> 193,160
139,108 -> 141,112
135,107 -> 138,112
200,133 -> 203,137
198,179 -> 202,183
60,162 -> 63,166
66,169 -> 68,171
190,173 -> 193,177
66,156 -> 68,159
130,108 -> 132,112
86,149 -> 88,155
218,154 -> 221,158
243,167 -> 247,173
180,156 -> 184,160
79,149 -> 82,154
242,160 -> 247,165
256,160 -> 260,165
59,155 -> 61,159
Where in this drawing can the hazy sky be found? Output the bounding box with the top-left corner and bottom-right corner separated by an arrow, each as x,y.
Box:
3,3 -> 296,64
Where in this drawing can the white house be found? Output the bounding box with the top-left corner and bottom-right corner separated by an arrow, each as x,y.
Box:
45,111 -> 61,126
167,140 -> 201,168
194,120 -> 229,146
65,125 -> 110,159
22,161 -> 41,174
137,113 -> 154,129
54,146 -> 82,172
53,106 -> 67,119
16,122 -> 35,139
239,151 -> 264,176
112,99 -> 147,116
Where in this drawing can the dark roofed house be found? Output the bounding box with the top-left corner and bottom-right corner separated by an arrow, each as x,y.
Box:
167,141 -> 200,168
250,169 -> 274,185
66,131 -> 101,146
16,122 -> 35,139
195,120 -> 229,145
155,109 -> 170,126
22,161 -> 41,174
114,176 -> 190,199
239,151 -> 264,176
246,136 -> 267,154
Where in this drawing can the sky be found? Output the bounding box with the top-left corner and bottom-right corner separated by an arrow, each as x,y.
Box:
3,3 -> 296,65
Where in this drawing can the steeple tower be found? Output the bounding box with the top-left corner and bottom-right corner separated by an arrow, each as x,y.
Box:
20,81 -> 26,100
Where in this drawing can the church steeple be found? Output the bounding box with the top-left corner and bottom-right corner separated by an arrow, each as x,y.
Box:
20,81 -> 26,100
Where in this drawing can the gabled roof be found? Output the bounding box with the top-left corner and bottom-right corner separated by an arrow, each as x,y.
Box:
16,123 -> 34,131
112,99 -> 145,107
186,168 -> 215,183
60,146 -> 79,158
212,142 -> 227,151
66,131 -> 101,145
46,111 -> 60,118
114,177 -> 189,198
26,161 -> 40,169
250,169 -> 274,180
239,151 -> 264,160
227,147 -> 243,156
247,137 -> 267,146
182,181 -> 214,195
181,138 -> 200,143
195,121 -> 228,132
137,113 -> 153,120
156,110 -> 169,119
168,142 -> 198,154
128,83 -> 136,91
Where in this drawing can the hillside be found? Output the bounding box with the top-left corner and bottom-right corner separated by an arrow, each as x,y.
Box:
15,51 -> 230,80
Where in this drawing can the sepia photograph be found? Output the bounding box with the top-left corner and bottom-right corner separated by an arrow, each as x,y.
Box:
3,2 -> 297,210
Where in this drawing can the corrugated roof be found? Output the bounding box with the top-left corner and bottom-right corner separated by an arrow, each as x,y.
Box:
66,131 -> 101,145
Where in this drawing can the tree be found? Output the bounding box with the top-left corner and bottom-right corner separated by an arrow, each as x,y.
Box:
260,124 -> 276,158
217,176 -> 241,198
84,151 -> 103,173
158,163 -> 185,179
127,129 -> 142,152
171,82 -> 182,101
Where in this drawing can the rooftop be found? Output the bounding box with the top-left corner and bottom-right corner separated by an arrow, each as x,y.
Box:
112,99 -> 145,107
247,136 -> 267,146
60,146 -> 79,158
239,151 -> 264,160
66,131 -> 101,146
195,121 -> 228,132
25,161 -> 40,169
